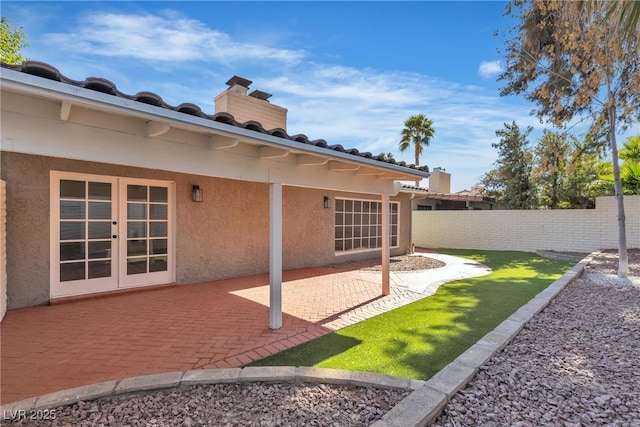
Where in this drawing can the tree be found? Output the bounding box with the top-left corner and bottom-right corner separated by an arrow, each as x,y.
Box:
500,0 -> 640,277
613,1 -> 640,45
619,136 -> 640,194
399,114 -> 435,185
619,136 -> 640,162
480,122 -> 535,209
532,131 -> 569,208
596,151 -> 640,196
1,17 -> 28,65
562,142 -> 602,208
532,131 -> 603,209
583,1 -> 640,47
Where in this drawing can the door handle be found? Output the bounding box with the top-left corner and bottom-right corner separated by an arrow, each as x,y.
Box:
112,235 -> 118,239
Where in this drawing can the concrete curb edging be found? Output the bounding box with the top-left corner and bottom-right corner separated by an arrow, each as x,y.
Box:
0,367 -> 427,416
372,251 -> 596,427
1,254 -> 595,426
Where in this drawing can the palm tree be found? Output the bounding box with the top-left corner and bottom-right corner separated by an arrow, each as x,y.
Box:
399,114 -> 435,186
603,1 -> 639,47
582,1 -> 640,47
619,136 -> 640,162
620,136 -> 640,194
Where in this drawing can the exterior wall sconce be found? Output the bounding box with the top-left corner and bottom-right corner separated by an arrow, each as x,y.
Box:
192,185 -> 203,202
324,196 -> 331,209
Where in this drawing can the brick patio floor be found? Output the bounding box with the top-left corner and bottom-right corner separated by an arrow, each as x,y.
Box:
0,265 -> 428,404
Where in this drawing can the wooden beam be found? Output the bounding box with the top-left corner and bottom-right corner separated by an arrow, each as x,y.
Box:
259,146 -> 289,159
60,101 -> 71,121
328,160 -> 360,172
356,167 -> 385,176
297,154 -> 328,166
147,121 -> 170,138
380,173 -> 411,180
209,135 -> 240,149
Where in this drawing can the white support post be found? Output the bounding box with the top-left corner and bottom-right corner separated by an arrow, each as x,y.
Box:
381,193 -> 391,295
269,183 -> 283,329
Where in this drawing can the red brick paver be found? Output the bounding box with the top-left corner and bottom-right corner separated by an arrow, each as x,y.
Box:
1,266 -> 425,404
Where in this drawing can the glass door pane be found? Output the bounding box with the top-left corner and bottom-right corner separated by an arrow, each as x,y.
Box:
59,179 -> 114,282
126,185 -> 169,276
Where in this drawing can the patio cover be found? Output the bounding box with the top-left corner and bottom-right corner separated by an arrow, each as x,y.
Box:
0,62 -> 431,328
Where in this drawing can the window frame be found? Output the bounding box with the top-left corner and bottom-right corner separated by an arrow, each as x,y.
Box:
334,197 -> 400,255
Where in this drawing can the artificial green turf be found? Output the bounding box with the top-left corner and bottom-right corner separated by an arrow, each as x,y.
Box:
248,250 -> 573,380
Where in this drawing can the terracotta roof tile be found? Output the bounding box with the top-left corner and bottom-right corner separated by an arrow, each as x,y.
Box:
2,61 -> 429,174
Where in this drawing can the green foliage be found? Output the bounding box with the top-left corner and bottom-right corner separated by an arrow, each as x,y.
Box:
532,131 -> 570,208
532,131 -> 604,208
249,251 -> 572,380
612,1 -> 640,46
481,128 -> 608,208
398,114 -> 435,166
621,161 -> 640,194
584,1 -> 640,48
619,136 -> 640,162
480,122 -> 535,209
1,17 -> 28,64
561,143 -> 603,207
598,136 -> 640,195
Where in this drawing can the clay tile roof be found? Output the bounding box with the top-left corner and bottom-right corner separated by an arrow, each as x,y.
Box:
2,61 -> 430,174
401,185 -> 495,203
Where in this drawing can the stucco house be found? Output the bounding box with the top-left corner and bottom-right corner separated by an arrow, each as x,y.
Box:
0,61 -> 430,328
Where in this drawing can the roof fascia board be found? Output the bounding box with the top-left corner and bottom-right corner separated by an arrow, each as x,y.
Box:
1,107 -> 399,195
1,69 -> 429,179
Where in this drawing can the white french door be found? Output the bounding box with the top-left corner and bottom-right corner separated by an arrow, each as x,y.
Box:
51,172 -> 175,298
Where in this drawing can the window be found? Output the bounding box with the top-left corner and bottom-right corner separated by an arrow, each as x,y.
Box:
335,198 -> 399,253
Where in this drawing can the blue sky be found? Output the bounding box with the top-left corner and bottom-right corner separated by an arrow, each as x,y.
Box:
4,1 -> 637,191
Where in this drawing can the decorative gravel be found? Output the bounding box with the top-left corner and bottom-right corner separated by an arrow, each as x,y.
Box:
431,249 -> 640,427
6,383 -> 410,427
332,254 -> 446,272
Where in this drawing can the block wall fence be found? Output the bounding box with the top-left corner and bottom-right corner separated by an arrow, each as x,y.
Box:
412,196 -> 640,253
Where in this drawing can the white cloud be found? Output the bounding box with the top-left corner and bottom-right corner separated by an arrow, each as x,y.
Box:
478,60 -> 504,78
35,9 -> 541,191
44,11 -> 305,65
258,65 -> 540,191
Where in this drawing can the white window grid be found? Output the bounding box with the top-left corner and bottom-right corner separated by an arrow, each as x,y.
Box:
334,198 -> 399,253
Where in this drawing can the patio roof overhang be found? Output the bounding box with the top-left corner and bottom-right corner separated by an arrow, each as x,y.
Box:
0,67 -> 430,196
1,65 -> 428,329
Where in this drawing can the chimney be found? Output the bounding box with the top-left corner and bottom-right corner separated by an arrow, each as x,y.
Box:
226,75 -> 252,95
214,76 -> 288,131
429,167 -> 451,194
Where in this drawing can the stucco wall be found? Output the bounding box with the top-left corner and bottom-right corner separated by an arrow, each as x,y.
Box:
412,196 -> 640,252
1,179 -> 7,321
1,152 -> 412,309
